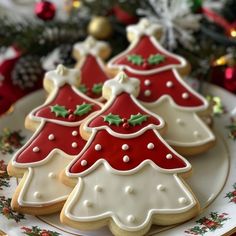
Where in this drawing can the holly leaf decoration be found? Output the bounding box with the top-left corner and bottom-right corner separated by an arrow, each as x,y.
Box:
92,83 -> 103,95
127,54 -> 144,65
50,105 -> 68,117
103,113 -> 123,126
74,103 -> 93,116
148,54 -> 165,65
78,84 -> 87,94
128,113 -> 149,126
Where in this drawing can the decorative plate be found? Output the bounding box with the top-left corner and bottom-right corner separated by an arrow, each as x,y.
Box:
0,84 -> 236,236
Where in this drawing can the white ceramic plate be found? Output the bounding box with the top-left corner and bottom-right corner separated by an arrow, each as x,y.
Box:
0,84 -> 235,236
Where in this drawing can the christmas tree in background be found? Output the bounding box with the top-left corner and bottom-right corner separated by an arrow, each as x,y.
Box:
108,19 -> 216,155
73,36 -> 111,101
8,65 -> 102,215
61,72 -> 199,236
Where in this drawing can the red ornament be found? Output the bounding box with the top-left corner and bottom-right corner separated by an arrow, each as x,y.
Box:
113,6 -> 138,25
34,0 -> 56,21
224,66 -> 236,93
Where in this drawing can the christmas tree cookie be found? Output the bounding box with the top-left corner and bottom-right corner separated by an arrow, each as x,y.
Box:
60,72 -> 200,236
7,65 -> 102,215
107,19 -> 215,156
73,36 -> 111,101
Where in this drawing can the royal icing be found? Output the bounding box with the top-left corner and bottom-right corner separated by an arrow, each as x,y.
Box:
64,164 -> 197,231
18,153 -> 73,206
127,18 -> 162,38
73,36 -> 109,57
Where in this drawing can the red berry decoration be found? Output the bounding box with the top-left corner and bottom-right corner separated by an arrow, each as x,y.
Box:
122,122 -> 130,129
68,114 -> 76,121
34,0 -> 56,21
142,61 -> 150,70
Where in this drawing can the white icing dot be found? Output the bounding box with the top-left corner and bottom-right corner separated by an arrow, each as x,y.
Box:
34,192 -> 42,199
193,131 -> 201,138
166,154 -> 173,159
72,130 -> 78,136
166,81 -> 173,88
125,186 -> 134,194
182,92 -> 189,99
127,215 -> 135,223
83,200 -> 93,207
95,144 -> 102,151
81,160 -> 87,166
178,197 -> 188,204
72,142 -> 78,148
144,79 -> 151,86
157,184 -> 165,191
123,155 -> 130,163
48,134 -> 55,141
33,147 -> 40,153
122,144 -> 129,151
147,143 -> 154,149
144,89 -> 151,97
94,185 -> 103,192
176,118 -> 184,125
48,172 -> 56,179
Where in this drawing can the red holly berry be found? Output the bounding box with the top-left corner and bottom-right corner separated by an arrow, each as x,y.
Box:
68,114 -> 76,121
232,190 -> 236,196
231,197 -> 236,203
68,109 -> 73,114
142,61 -> 150,70
34,0 -> 56,21
122,122 -> 130,129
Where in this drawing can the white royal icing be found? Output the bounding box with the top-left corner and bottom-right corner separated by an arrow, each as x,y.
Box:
73,36 -> 109,57
103,71 -> 140,98
64,163 -> 197,231
17,154 -> 73,207
143,97 -> 215,147
127,18 -> 162,37
45,64 -> 81,88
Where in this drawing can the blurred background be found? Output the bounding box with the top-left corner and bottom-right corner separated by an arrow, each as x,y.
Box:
0,0 -> 236,115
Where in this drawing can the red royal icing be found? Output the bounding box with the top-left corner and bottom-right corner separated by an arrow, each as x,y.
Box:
34,84 -> 101,122
80,54 -> 109,98
88,93 -> 161,134
125,70 -> 205,107
111,36 -> 182,71
69,129 -> 187,173
15,122 -> 86,164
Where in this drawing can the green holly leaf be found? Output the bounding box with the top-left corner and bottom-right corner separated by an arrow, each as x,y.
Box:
128,113 -> 149,126
103,113 -> 122,126
92,83 -> 103,95
148,54 -> 165,65
50,105 -> 68,117
78,84 -> 87,94
127,54 -> 144,65
74,103 -> 93,116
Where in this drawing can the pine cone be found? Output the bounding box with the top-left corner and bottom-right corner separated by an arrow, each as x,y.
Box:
11,55 -> 44,90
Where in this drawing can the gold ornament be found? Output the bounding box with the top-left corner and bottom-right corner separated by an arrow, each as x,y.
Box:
88,16 -> 113,40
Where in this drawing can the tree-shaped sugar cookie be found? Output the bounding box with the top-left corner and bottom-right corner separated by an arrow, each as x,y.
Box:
7,65 -> 102,215
60,72 -> 200,236
73,36 -> 111,101
107,19 -> 215,156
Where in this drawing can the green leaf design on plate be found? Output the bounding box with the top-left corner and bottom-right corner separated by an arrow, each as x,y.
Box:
103,113 -> 123,126
92,83 -> 103,95
50,105 -> 68,117
78,84 -> 87,94
128,113 -> 149,126
127,54 -> 144,65
74,103 -> 93,116
148,54 -> 165,65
